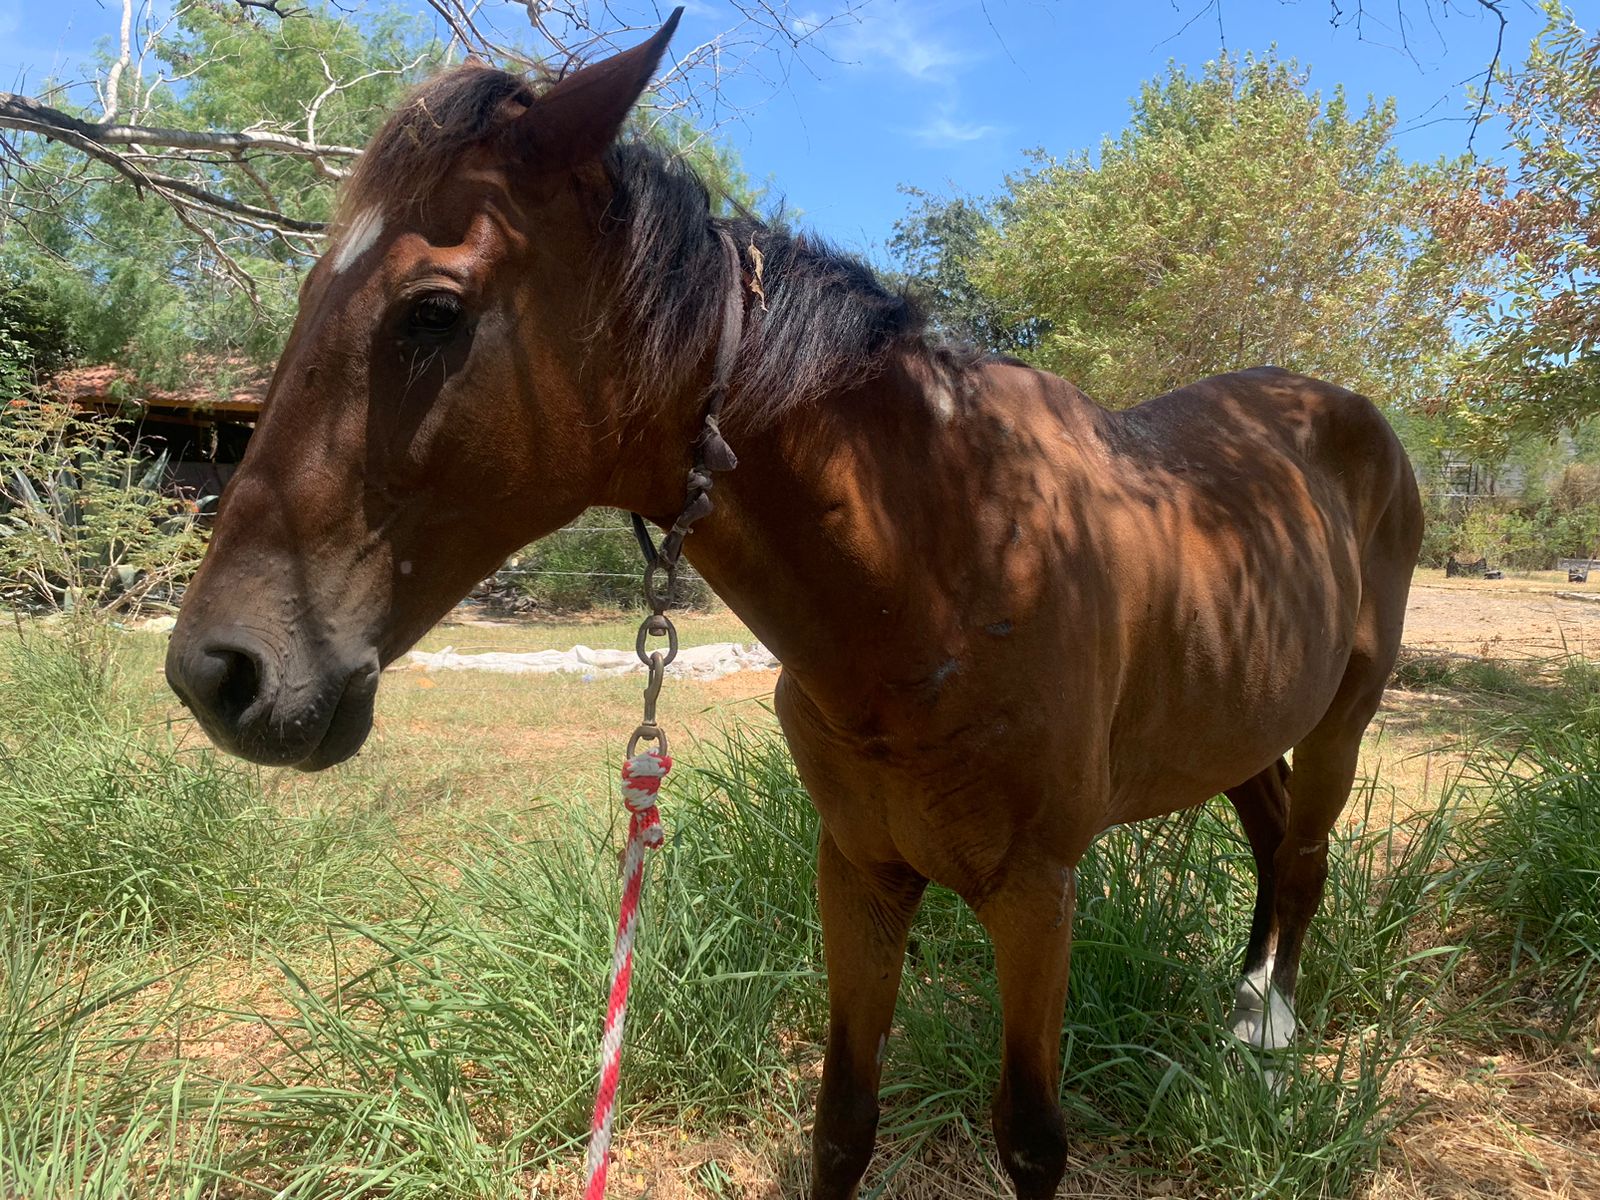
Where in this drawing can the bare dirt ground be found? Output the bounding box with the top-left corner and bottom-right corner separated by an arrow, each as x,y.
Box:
1403,569 -> 1600,659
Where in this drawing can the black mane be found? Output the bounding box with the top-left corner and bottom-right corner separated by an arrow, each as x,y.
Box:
596,141 -> 964,425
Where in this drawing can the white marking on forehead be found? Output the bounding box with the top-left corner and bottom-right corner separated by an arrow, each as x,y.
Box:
928,378 -> 957,422
331,208 -> 385,274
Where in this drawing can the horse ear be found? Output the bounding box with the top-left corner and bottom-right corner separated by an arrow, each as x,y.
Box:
510,8 -> 683,172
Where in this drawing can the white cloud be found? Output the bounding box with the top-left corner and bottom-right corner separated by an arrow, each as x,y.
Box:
813,4 -> 1001,150
828,6 -> 977,82
912,114 -> 1000,146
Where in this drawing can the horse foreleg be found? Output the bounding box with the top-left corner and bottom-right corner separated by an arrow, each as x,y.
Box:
976,860 -> 1076,1200
811,827 -> 927,1200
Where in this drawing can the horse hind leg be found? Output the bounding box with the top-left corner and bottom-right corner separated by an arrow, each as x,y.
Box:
1223,758 -> 1295,1050
1256,686 -> 1384,1045
1233,575 -> 1407,1052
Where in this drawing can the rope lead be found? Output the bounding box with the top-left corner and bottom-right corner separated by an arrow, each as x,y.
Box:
582,749 -> 671,1200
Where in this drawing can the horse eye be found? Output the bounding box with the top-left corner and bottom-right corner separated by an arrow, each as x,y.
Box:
406,294 -> 463,342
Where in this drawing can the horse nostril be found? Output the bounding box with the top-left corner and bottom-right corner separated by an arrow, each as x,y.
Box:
210,645 -> 262,727
175,637 -> 270,736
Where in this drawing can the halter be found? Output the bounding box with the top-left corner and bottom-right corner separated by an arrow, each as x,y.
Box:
624,224 -> 754,756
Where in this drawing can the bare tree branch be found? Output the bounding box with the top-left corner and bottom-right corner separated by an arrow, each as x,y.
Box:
170,202 -> 264,313
1169,0 -> 1535,149
1466,0 -> 1509,150
0,92 -> 365,162
0,108 -> 326,235
231,0 -> 309,18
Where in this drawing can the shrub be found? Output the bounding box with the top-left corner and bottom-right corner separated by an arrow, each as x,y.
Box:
1418,459 -> 1600,571
0,401 -> 205,614
0,275 -> 80,401
486,508 -> 713,613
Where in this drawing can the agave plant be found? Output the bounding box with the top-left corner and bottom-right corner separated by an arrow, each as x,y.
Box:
0,402 -> 207,615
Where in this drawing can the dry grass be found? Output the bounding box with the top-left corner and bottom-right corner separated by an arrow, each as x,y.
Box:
1376,1047 -> 1600,1199
120,608 -> 780,841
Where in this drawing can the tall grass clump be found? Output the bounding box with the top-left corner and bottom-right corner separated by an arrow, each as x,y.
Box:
881,787 -> 1465,1198
213,722 -> 1466,1200
1455,657 -> 1600,1029
0,906 -> 231,1199
0,625 -> 391,941
213,724 -> 824,1197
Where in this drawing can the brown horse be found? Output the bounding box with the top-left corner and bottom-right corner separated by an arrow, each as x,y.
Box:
166,14 -> 1423,1198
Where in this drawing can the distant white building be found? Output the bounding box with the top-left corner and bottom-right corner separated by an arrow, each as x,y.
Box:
1430,452 -> 1528,500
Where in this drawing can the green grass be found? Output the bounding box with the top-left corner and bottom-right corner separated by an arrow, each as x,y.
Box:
873,786 -> 1470,1198
0,626 -> 400,943
0,906 -> 231,1200
175,757 -> 1473,1200
195,723 -> 824,1197
1449,657 -> 1600,1033
0,623 -> 1595,1198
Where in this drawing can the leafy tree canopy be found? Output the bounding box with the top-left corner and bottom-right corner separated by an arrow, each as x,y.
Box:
896,51 -> 1494,417
1430,3 -> 1600,452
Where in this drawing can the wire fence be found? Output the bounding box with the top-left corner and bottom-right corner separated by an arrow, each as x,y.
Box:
475,512 -> 712,611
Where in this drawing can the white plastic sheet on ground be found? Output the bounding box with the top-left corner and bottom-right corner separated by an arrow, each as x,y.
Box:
401,642 -> 779,681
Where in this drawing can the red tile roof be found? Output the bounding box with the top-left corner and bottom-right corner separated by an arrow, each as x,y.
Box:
49,359 -> 268,419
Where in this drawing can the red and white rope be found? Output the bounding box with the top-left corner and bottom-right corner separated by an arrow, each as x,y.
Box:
582,748 -> 670,1200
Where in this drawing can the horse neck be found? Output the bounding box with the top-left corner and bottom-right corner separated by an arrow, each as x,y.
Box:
610,351 -> 1028,720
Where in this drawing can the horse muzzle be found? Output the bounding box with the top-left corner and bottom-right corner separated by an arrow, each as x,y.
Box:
165,626 -> 380,770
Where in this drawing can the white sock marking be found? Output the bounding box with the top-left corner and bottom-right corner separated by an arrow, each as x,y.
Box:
1226,957 -> 1297,1051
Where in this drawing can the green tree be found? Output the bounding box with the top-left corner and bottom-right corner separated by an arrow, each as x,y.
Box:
1,3 -> 438,387
939,52 -> 1489,410
890,188 -> 1043,354
1431,3 -> 1600,450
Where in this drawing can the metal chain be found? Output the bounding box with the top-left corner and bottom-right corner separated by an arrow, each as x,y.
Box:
628,576 -> 680,758
625,227 -> 750,760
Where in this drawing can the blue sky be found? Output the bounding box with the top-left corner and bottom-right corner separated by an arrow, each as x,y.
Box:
0,0 -> 1565,259
716,0 -> 1559,254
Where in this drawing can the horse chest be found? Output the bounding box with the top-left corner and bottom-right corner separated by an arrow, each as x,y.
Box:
774,669 -> 1098,885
